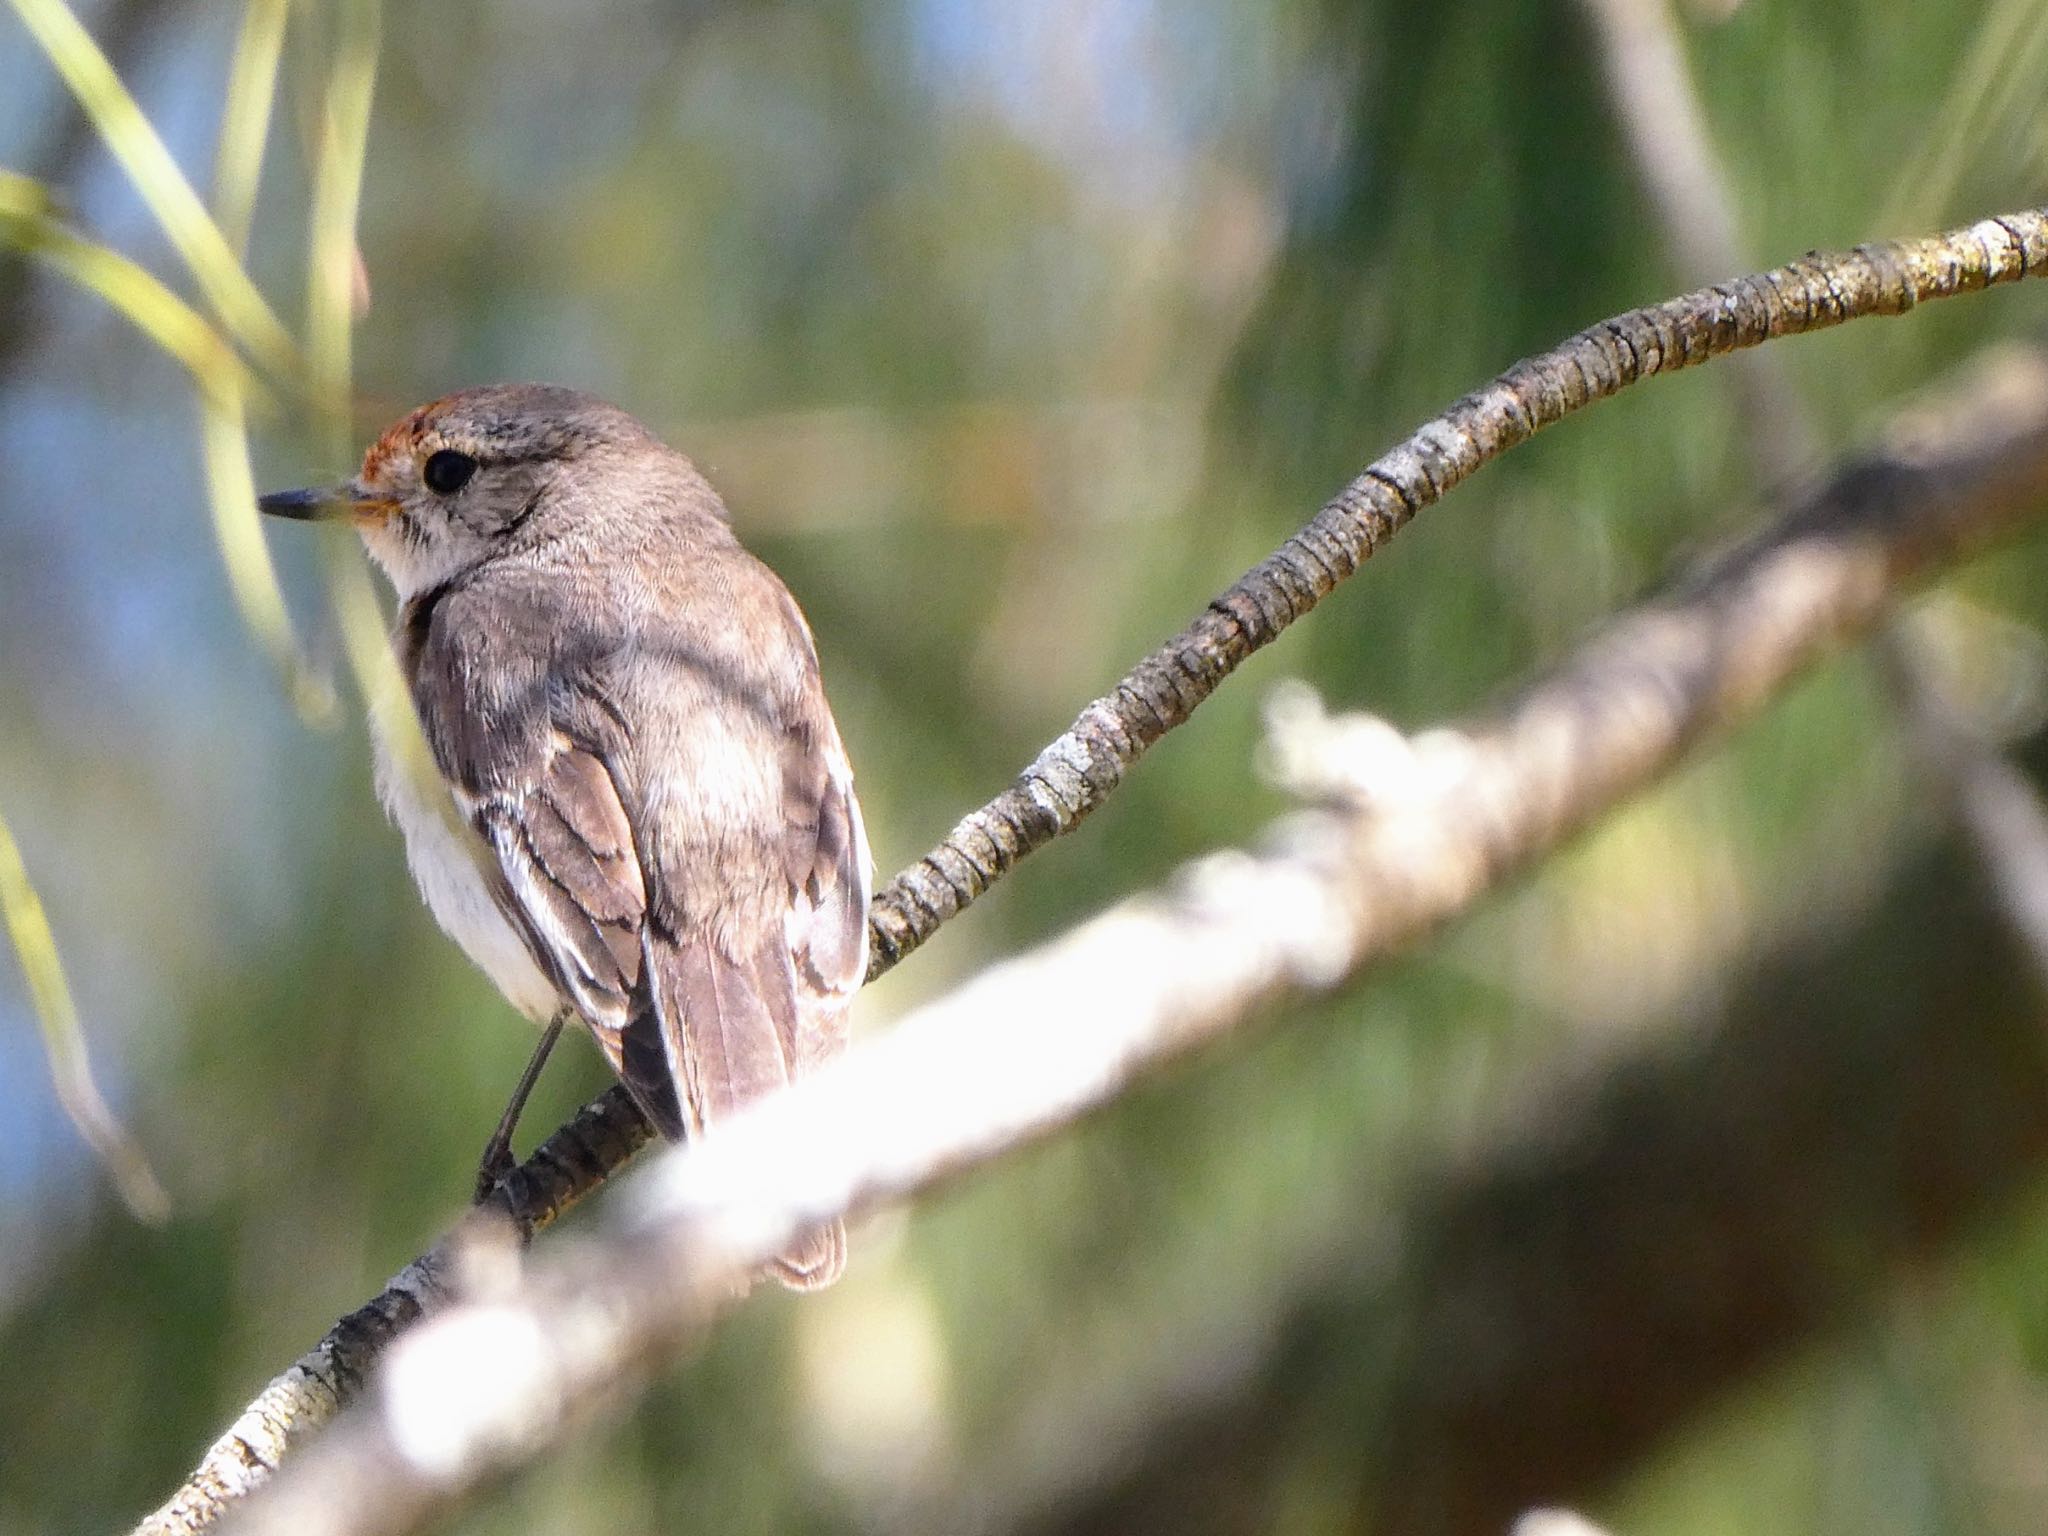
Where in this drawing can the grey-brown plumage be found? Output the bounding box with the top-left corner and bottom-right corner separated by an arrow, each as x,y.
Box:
261,384 -> 870,1288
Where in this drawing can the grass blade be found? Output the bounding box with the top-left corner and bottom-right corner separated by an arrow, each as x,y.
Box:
202,0 -> 336,724
0,171 -> 253,401
0,803 -> 170,1224
7,0 -> 302,378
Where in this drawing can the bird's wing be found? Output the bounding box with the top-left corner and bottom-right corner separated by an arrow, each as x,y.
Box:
778,689 -> 872,1080
409,570 -> 872,1281
405,580 -> 679,1128
470,735 -> 646,1037
750,704 -> 870,1290
628,585 -> 870,1289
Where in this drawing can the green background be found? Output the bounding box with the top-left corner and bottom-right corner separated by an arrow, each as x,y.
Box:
4,0 -> 2048,1531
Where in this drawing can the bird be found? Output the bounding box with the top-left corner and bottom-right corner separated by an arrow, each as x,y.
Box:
259,383 -> 871,1289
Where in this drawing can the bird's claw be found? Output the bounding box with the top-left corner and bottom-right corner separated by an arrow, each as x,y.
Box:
473,1138 -> 518,1205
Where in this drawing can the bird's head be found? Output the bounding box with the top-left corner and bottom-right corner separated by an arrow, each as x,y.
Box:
259,383 -> 662,597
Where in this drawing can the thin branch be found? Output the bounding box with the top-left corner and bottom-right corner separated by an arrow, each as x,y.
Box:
1578,0 -> 1819,484
136,207 -> 2048,1532
865,207 -> 2048,970
131,1095 -> 649,1536
212,342 -> 2048,1536
1580,0 -> 2048,994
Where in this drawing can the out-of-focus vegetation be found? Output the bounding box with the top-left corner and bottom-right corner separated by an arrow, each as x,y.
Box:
2,1 -> 2047,1533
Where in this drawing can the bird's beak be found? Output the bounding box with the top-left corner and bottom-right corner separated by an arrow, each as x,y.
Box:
257,479 -> 391,524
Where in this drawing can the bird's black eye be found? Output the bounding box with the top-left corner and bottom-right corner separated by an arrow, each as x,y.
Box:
422,449 -> 478,495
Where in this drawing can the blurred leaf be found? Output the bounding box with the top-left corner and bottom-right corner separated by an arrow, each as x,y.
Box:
0,170 -> 255,400
304,0 -> 380,412
292,0 -> 444,823
6,0 -> 302,378
0,801 -> 169,1225
199,386 -> 338,723
203,0 -> 335,724
213,0 -> 290,253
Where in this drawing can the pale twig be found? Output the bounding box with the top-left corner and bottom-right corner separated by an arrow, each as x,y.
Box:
129,1099 -> 648,1536
211,340 -> 2048,1536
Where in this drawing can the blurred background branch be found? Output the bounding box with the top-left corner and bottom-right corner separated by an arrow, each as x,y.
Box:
1013,745 -> 2048,1536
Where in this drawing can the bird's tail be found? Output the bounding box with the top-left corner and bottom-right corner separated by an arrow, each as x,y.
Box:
767,1219 -> 846,1290
647,929 -> 849,1289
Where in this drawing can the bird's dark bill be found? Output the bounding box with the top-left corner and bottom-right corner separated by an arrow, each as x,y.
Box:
257,482 -> 394,524
257,484 -> 351,520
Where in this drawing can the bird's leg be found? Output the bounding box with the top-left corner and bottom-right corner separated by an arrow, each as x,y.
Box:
473,1011 -> 568,1203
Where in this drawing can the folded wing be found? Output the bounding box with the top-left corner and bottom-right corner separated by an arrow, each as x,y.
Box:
410,573 -> 869,1288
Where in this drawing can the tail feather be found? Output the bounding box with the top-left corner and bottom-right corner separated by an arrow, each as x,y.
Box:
616,1012 -> 685,1139
769,1218 -> 847,1290
647,930 -> 840,1286
650,932 -> 793,1130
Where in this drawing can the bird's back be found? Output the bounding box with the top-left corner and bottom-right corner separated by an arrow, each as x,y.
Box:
402,475 -> 870,1287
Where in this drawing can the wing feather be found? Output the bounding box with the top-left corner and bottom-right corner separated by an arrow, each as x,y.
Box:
411,561 -> 869,1289
410,586 -> 667,1123
468,734 -> 644,1030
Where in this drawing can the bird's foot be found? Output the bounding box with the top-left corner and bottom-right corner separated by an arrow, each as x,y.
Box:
473,1136 -> 518,1205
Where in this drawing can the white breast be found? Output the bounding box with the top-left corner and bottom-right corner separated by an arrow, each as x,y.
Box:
371,710 -> 564,1024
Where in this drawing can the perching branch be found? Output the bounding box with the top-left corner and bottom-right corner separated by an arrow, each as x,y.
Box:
209,341 -> 2048,1536
130,1096 -> 648,1536
136,207 -> 2048,1533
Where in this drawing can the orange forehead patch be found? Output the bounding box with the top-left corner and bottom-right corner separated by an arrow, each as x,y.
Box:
358,393 -> 461,484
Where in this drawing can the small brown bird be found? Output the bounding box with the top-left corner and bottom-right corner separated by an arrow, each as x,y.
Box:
260,384 -> 870,1288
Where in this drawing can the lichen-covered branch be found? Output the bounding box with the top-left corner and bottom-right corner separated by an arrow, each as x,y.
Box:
866,206 -> 2048,966
131,1093 -> 653,1536
210,343 -> 2048,1536
1018,748 -> 2048,1536
135,207 -> 2048,1534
